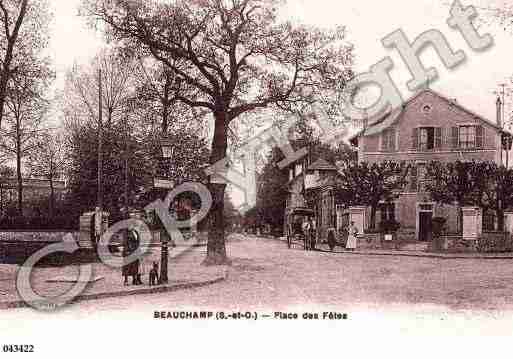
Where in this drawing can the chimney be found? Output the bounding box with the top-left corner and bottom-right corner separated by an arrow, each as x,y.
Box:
497,96 -> 503,129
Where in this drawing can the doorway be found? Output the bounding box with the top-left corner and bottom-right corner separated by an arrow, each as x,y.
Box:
418,204 -> 434,241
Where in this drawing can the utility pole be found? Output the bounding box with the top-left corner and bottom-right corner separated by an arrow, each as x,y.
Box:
124,112 -> 129,219
494,83 -> 509,168
96,68 -> 104,244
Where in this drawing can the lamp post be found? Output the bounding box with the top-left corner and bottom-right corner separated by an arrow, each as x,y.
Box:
156,137 -> 175,284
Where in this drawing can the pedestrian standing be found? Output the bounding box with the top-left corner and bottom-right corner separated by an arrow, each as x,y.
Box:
302,219 -> 311,250
139,254 -> 149,285
127,225 -> 142,285
346,221 -> 358,251
122,242 -> 130,286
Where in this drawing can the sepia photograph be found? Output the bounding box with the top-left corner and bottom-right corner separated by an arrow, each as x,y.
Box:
1,0 -> 513,356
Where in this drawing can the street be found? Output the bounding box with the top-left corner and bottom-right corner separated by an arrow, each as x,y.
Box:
6,235 -> 513,316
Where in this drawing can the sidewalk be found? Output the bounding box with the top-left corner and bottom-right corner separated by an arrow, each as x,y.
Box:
0,243 -> 228,310
265,236 -> 513,259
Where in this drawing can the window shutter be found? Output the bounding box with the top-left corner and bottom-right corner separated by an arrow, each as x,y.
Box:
410,165 -> 418,192
451,127 -> 459,149
476,125 -> 484,148
395,130 -> 400,151
412,128 -> 419,150
380,130 -> 386,151
389,129 -> 396,152
435,127 -> 443,149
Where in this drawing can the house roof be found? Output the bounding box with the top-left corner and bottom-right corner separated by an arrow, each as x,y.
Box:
349,88 -> 508,142
308,158 -> 338,171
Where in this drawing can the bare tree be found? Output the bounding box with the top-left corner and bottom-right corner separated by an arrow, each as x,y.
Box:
65,48 -> 136,127
84,0 -> 354,265
0,71 -> 50,215
27,131 -> 67,217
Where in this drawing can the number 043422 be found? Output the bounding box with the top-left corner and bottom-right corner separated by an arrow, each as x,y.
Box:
2,344 -> 34,353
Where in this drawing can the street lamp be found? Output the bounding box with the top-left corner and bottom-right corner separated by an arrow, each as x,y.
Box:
156,137 -> 175,284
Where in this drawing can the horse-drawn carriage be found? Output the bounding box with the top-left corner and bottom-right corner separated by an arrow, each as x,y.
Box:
286,207 -> 316,250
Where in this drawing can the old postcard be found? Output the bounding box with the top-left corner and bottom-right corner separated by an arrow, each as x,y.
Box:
1,0 -> 513,357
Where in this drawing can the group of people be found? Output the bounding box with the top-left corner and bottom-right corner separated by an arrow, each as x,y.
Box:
325,221 -> 359,251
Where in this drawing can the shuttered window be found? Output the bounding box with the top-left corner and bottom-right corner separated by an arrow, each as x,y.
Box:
451,127 -> 459,149
414,127 -> 442,151
412,128 -> 419,150
450,125 -> 485,149
381,128 -> 396,152
435,127 -> 443,149
476,125 -> 484,148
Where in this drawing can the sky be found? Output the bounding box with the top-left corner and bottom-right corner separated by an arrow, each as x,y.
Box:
47,0 -> 513,124
46,0 -> 513,207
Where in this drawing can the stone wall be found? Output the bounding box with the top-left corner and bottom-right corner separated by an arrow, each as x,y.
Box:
477,232 -> 513,253
432,232 -> 513,253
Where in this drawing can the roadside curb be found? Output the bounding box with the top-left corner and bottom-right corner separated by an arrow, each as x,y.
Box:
315,248 -> 513,259
0,272 -> 228,310
0,241 -> 226,311
268,237 -> 513,260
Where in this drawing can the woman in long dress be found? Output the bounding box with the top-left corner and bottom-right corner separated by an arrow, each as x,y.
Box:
346,222 -> 358,251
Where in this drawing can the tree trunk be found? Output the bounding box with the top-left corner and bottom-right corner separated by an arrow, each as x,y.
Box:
0,0 -> 28,128
16,141 -> 22,216
458,205 -> 463,234
49,176 -> 54,218
0,74 -> 9,129
203,113 -> 230,266
497,208 -> 505,232
161,75 -> 170,134
369,205 -> 377,230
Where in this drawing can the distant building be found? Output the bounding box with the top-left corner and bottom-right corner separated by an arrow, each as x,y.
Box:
283,154 -> 348,240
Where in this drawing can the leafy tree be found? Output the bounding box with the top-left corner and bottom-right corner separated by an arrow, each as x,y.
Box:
425,160 -> 513,232
425,161 -> 475,233
66,121 -> 154,221
83,0 -> 354,265
336,161 -> 410,230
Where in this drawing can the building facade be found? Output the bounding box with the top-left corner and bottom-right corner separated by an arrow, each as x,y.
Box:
350,89 -> 510,240
284,154 -> 348,240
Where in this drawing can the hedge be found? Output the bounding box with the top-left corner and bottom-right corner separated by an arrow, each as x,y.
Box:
0,216 -> 78,231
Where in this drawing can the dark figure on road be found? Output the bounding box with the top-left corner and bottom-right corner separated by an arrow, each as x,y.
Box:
149,262 -> 159,286
327,229 -> 336,251
127,226 -> 142,285
122,244 -> 130,285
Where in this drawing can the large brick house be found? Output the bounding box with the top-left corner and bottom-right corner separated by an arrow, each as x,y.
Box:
350,89 -> 511,241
